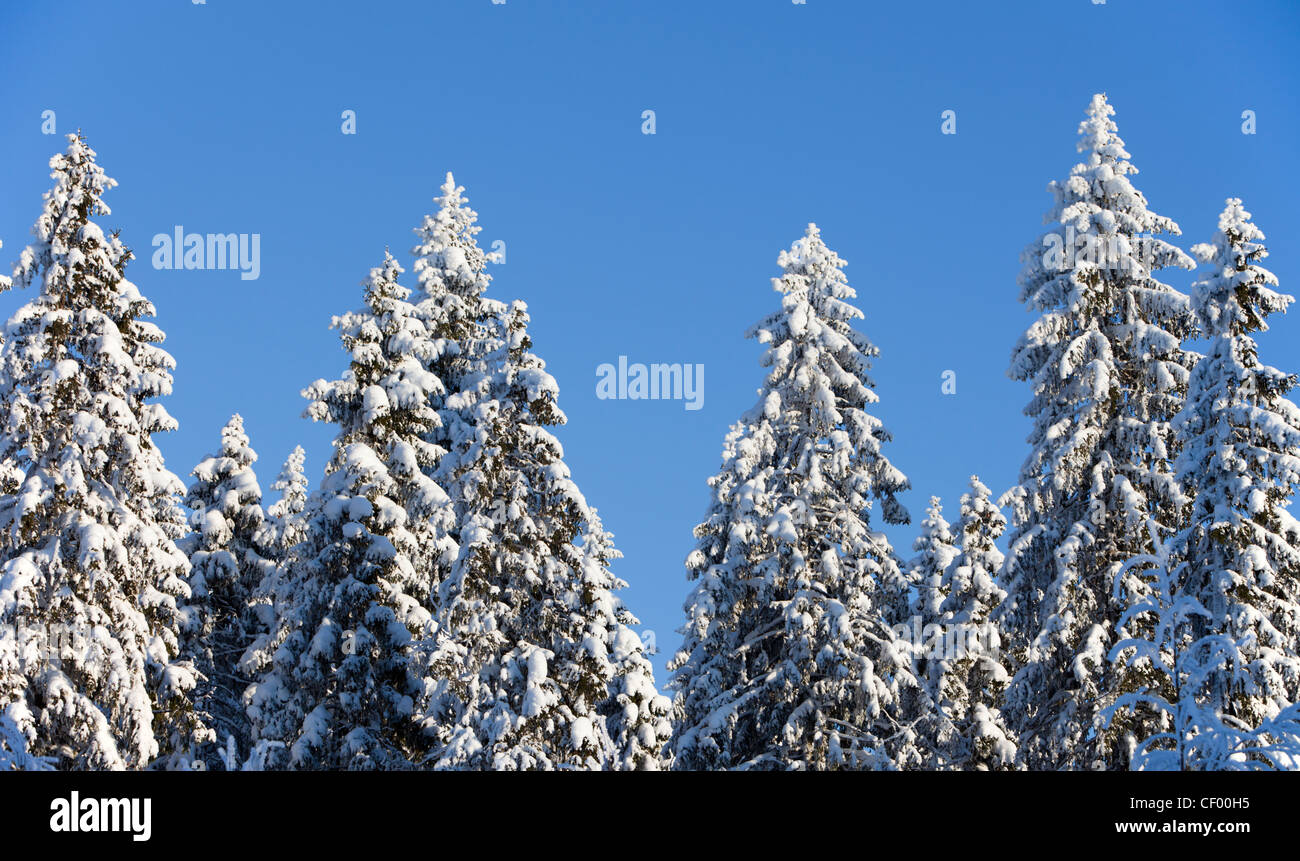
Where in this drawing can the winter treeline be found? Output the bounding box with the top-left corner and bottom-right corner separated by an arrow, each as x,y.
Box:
3,94 -> 1300,771
0,139 -> 668,771
667,94 -> 1300,771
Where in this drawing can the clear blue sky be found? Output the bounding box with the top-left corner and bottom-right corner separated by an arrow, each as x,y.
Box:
2,0 -> 1298,681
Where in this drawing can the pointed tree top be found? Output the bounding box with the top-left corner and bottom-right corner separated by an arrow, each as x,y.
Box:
438,171 -> 465,209
777,223 -> 847,275
12,131 -> 124,294
792,222 -> 827,256
1188,197 -> 1289,338
221,411 -> 247,438
371,248 -> 406,283
1192,197 -> 1272,271
912,496 -> 956,580
49,130 -> 98,173
412,171 -> 492,298
921,496 -> 951,533
216,413 -> 257,469
268,445 -> 308,519
49,131 -> 115,202
1077,92 -> 1130,165
1213,197 -> 1266,245
357,249 -> 412,310
1192,197 -> 1268,271
958,476 -> 1006,542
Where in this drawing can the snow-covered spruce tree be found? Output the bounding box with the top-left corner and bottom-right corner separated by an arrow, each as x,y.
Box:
998,95 -> 1197,770
261,445 -> 309,557
1168,199 -> 1300,728
405,171 -> 670,769
243,252 -> 454,770
424,301 -> 671,770
177,414 -> 274,770
1109,527 -> 1300,770
909,497 -> 959,657
0,134 -> 206,769
907,481 -> 1016,770
669,224 -> 914,771
945,477 -> 1016,768
897,497 -> 958,769
241,445 -> 311,693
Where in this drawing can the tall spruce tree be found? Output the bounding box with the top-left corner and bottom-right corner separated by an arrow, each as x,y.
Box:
244,252 -> 454,769
178,414 -> 274,770
668,224 -> 914,771
0,135 -> 206,769
998,95 -> 1197,770
424,301 -> 671,770
1164,199 -> 1300,730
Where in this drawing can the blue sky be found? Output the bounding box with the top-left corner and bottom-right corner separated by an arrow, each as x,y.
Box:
2,0 -> 1298,681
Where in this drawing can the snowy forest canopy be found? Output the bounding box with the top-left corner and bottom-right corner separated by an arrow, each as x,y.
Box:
1,94 -> 1299,771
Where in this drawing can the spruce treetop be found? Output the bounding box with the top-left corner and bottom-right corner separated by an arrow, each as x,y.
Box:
412,172 -> 498,302
267,445 -> 309,524
1188,198 -> 1292,339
